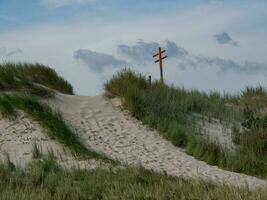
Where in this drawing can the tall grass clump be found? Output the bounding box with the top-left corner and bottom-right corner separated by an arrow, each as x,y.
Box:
0,158 -> 266,200
105,69 -> 267,178
0,93 -> 109,161
0,62 -> 112,162
0,62 -> 74,95
106,69 -> 241,122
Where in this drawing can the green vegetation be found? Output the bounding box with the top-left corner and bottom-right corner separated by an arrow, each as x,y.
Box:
1,63 -> 266,199
0,157 -> 266,200
105,69 -> 267,178
0,62 -> 74,96
0,94 -> 94,157
0,62 -> 111,161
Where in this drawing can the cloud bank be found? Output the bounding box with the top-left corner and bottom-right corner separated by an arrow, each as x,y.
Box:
180,55 -> 267,75
118,40 -> 188,64
73,49 -> 127,72
118,40 -> 267,75
214,32 -> 239,46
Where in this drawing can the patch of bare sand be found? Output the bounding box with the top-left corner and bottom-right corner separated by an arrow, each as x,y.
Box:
0,111 -> 104,170
192,113 -> 236,151
49,93 -> 267,189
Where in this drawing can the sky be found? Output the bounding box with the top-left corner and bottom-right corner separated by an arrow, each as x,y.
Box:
0,0 -> 267,95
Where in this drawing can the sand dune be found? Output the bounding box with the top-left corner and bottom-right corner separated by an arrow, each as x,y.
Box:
0,111 -> 103,170
47,93 -> 267,189
0,92 -> 266,188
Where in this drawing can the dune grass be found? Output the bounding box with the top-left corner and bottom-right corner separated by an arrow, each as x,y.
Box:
0,94 -> 111,161
0,156 -> 266,200
105,69 -> 267,178
0,62 -> 74,96
0,62 -> 112,162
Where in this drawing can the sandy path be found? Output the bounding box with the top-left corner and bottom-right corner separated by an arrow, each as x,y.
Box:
50,93 -> 267,189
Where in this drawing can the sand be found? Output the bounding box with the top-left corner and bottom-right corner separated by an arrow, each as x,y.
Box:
47,93 -> 267,189
0,111 -> 104,170
192,113 -> 236,151
0,92 -> 266,188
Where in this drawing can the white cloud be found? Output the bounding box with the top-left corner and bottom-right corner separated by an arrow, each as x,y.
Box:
41,0 -> 95,8
74,49 -> 127,72
1,1 -> 267,95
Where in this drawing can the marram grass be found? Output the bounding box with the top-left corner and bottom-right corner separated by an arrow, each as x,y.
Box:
0,62 -> 112,162
0,156 -> 266,200
105,69 -> 267,178
0,62 -> 74,96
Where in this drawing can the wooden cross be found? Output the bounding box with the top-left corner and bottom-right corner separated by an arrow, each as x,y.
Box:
153,47 -> 168,83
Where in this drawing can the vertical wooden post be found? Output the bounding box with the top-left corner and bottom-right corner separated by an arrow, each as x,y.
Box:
148,75 -> 152,89
158,48 -> 164,83
153,47 -> 168,84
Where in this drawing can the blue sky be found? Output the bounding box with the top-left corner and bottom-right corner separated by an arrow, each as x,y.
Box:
0,0 -> 210,31
0,0 -> 267,95
2,0 -> 265,34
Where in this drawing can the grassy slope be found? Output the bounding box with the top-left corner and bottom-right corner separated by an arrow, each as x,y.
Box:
105,69 -> 267,178
0,157 -> 266,200
0,63 -> 111,161
2,63 -> 267,199
0,62 -> 73,95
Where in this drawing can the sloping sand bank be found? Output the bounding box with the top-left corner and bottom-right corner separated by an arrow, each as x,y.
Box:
0,111 -> 103,169
50,93 -> 267,189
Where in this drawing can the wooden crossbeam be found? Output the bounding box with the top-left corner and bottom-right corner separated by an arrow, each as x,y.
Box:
153,50 -> 166,57
155,55 -> 168,63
